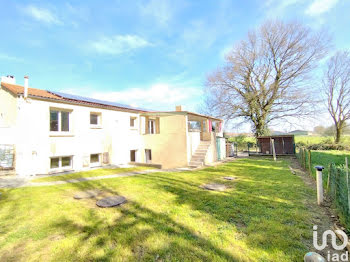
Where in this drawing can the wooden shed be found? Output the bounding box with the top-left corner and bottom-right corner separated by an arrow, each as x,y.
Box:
257,135 -> 295,155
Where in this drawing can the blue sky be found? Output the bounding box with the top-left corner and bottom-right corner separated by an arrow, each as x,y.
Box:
1,0 -> 349,131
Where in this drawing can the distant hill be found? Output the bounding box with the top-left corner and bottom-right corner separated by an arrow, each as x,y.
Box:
288,130 -> 311,136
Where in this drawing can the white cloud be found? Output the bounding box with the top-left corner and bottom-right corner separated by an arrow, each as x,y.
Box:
305,0 -> 338,16
23,5 -> 62,25
90,83 -> 200,111
89,35 -> 151,55
0,53 -> 24,62
139,0 -> 181,27
262,0 -> 305,18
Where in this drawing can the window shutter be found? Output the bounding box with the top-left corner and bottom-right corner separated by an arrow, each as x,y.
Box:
141,116 -> 146,134
156,117 -> 160,134
145,116 -> 150,134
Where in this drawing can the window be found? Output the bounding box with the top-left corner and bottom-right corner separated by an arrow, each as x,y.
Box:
61,156 -> 72,167
189,121 -> 201,131
50,158 -> 59,169
90,113 -> 101,126
145,149 -> 152,163
149,119 -> 155,134
90,154 -> 100,163
130,150 -> 137,162
130,117 -> 136,127
50,109 -> 70,132
50,156 -> 73,170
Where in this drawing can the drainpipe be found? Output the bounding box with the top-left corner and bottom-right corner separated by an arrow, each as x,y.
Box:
24,76 -> 29,98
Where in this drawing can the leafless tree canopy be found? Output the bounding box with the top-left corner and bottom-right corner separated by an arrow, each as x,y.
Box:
324,50 -> 350,143
205,20 -> 329,137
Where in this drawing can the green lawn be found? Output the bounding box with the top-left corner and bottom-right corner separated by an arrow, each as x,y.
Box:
299,149 -> 350,179
31,166 -> 153,182
295,135 -> 350,146
0,158 -> 316,261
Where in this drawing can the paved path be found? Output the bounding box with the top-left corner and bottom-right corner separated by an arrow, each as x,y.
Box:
0,159 -> 235,189
0,169 -> 162,189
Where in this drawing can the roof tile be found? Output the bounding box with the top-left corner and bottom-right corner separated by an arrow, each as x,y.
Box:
1,82 -> 62,100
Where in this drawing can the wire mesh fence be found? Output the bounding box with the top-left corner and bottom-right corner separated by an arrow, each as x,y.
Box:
297,148 -> 350,230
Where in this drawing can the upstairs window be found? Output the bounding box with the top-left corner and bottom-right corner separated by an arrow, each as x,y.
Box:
149,119 -> 156,134
90,113 -> 101,127
50,110 -> 70,132
130,117 -> 136,128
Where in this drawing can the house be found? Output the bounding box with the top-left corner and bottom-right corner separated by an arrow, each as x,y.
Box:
0,75 -> 225,176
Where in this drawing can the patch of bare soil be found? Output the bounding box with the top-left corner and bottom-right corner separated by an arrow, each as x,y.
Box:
289,158 -> 347,259
0,242 -> 27,262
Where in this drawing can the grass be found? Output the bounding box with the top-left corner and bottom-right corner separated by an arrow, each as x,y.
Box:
295,135 -> 350,146
298,149 -> 350,179
31,166 -> 153,182
0,158 -> 316,261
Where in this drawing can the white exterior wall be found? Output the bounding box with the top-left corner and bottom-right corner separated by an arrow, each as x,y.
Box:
187,131 -> 200,162
13,97 -> 143,176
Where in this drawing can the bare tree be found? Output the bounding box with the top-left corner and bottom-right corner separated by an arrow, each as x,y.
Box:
324,50 -> 350,143
204,20 -> 329,137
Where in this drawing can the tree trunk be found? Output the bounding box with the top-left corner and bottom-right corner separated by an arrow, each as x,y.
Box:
335,126 -> 342,143
254,118 -> 268,138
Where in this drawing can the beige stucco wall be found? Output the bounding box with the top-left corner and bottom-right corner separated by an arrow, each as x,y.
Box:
140,114 -> 188,169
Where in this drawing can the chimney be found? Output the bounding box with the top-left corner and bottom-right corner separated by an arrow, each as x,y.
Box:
24,76 -> 29,98
0,75 -> 16,84
176,105 -> 183,112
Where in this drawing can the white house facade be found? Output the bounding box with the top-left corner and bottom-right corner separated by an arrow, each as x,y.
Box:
0,76 -> 226,177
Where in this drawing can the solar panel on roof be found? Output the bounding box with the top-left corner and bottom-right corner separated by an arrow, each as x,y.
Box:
49,91 -> 151,112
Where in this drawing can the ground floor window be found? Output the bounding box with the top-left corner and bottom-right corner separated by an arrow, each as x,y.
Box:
90,154 -> 101,167
50,156 -> 73,171
145,149 -> 152,163
130,150 -> 137,162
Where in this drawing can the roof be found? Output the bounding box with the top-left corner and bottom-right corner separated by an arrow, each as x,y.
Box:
50,91 -> 150,112
1,82 -> 62,100
0,81 -> 220,119
141,110 -> 223,121
257,135 -> 295,139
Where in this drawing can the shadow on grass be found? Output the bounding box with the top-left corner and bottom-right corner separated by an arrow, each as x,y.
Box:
0,158 -> 312,261
48,180 -> 241,262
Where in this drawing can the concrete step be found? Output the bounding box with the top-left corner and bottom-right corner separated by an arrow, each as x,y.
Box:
194,149 -> 208,153
197,146 -> 210,150
189,161 -> 204,166
193,151 -> 207,155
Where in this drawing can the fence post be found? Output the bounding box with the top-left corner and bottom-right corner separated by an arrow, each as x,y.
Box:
327,163 -> 331,193
346,157 -> 350,214
315,166 -> 324,205
300,148 -> 304,166
271,139 -> 276,161
308,150 -> 312,176
304,148 -> 307,169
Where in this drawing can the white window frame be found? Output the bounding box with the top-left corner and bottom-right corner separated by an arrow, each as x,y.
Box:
149,119 -> 156,134
50,108 -> 73,135
90,153 -> 102,167
90,112 -> 102,128
50,156 -> 73,172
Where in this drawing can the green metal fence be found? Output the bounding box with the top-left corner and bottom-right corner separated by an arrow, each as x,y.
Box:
297,148 -> 350,230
